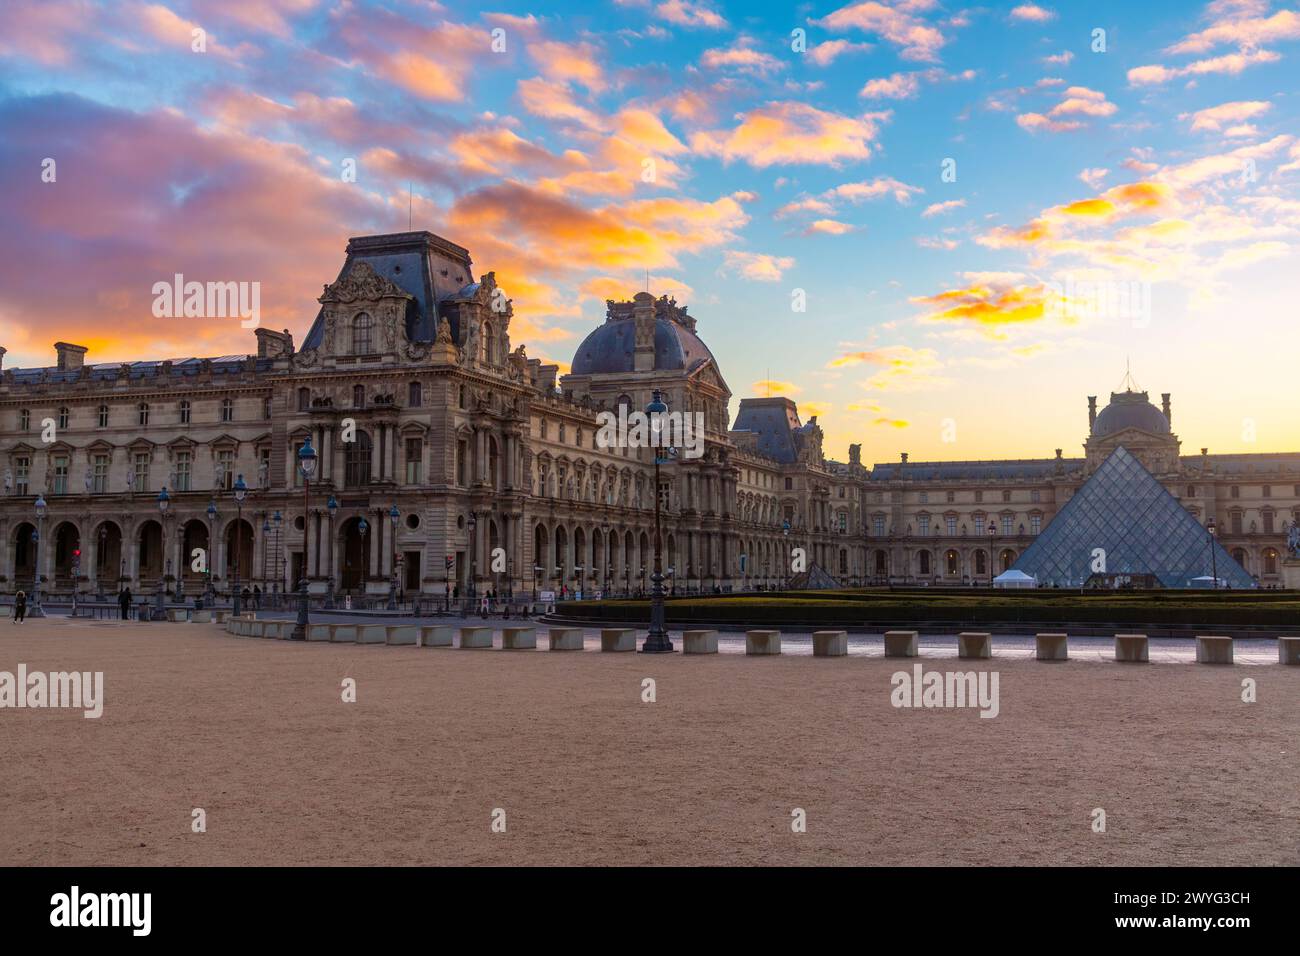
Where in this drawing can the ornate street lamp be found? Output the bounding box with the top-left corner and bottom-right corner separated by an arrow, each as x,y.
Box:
324,495 -> 339,609
29,493 -> 47,617
358,516 -> 370,604
261,514 -> 270,601
1207,516 -> 1219,590
206,498 -> 218,605
387,504 -> 400,609
642,390 -> 673,653
467,511 -> 478,603
781,519 -> 790,589
272,510 -> 283,606
232,474 -> 248,616
987,521 -> 996,587
532,564 -> 541,601
291,439 -> 316,640
155,487 -> 170,619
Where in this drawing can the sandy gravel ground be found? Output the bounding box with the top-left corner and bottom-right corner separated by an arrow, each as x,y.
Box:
2,617 -> 1296,866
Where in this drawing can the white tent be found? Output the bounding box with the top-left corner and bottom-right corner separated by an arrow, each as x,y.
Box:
993,569 -> 1038,589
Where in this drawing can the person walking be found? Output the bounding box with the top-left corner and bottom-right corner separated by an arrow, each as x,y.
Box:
118,586 -> 132,620
253,585 -> 262,610
13,590 -> 26,624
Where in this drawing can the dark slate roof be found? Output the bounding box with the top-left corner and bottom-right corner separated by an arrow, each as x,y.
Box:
6,356 -> 271,385
868,458 -> 1081,481
1092,390 -> 1170,437
302,232 -> 475,349
732,398 -> 802,463
1184,453 -> 1300,476
571,313 -> 718,376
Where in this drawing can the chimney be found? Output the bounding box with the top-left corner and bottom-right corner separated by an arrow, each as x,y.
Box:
1161,392 -> 1171,424
901,452 -> 909,464
1087,395 -> 1097,429
54,342 -> 88,371
0,346 -> 6,372
632,291 -> 656,373
849,443 -> 861,467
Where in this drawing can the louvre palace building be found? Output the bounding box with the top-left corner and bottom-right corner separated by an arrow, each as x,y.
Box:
1,229 -> 1298,601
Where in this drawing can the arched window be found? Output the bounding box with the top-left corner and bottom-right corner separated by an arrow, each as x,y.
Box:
345,431 -> 372,487
409,381 -> 422,407
975,550 -> 987,575
352,312 -> 373,354
919,550 -> 931,576
482,322 -> 495,364
946,550 -> 959,575
1264,548 -> 1279,575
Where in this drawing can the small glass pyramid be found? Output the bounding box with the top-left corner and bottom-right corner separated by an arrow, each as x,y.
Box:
1012,446 -> 1254,588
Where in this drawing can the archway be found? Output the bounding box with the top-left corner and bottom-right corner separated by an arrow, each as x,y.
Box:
553,525 -> 568,583
918,549 -> 932,577
339,516 -> 370,593
533,523 -> 549,588
945,549 -> 960,576
181,520 -> 209,592
138,520 -> 164,583
94,520 -> 123,589
999,549 -> 1016,573
573,527 -> 587,590
974,549 -> 988,578
12,522 -> 37,589
53,521 -> 80,588
224,519 -> 256,591
874,549 -> 888,579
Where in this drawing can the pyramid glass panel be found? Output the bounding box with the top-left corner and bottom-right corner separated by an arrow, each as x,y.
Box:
1011,446 -> 1255,588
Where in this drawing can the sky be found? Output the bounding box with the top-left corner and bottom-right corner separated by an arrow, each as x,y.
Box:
1,0 -> 1299,465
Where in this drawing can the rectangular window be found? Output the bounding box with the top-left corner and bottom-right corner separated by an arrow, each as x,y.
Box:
293,442 -> 305,487
1231,513 -> 1243,535
838,512 -> 847,532
1002,490 -> 1011,502
785,477 -> 793,490
918,515 -> 930,535
98,407 -> 109,428
946,516 -> 957,535
405,439 -> 422,485
1001,516 -> 1013,535
15,457 -> 30,495
456,440 -> 468,486
1263,512 -> 1275,533
1262,485 -> 1271,498
180,401 -> 191,425
974,491 -> 983,503
873,516 -> 885,537
1031,489 -> 1041,503
92,454 -> 109,493
1031,515 -> 1042,535
175,452 -> 192,492
919,492 -> 928,504
53,456 -> 69,495
19,409 -> 30,431
217,451 -> 234,489
974,515 -> 986,535
946,491 -> 954,503
134,453 -> 150,492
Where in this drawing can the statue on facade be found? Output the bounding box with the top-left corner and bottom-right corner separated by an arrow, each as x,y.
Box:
3,469 -> 11,496
258,458 -> 270,490
84,465 -> 93,494
1287,520 -> 1300,558
125,467 -> 135,493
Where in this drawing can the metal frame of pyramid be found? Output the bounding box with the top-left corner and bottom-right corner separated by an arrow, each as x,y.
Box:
1011,446 -> 1256,588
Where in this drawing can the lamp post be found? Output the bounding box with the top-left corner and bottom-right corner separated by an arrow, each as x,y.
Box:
206,499 -> 218,605
532,564 -> 540,601
988,521 -> 996,587
97,524 -> 108,602
232,474 -> 247,616
642,390 -> 673,653
601,523 -> 610,597
272,510 -> 283,607
324,495 -> 338,609
781,519 -> 790,589
1207,516 -> 1219,589
387,504 -> 400,610
261,514 -> 270,602
473,512 -> 483,600
291,439 -> 316,640
155,487 -> 170,619
30,494 -> 47,617
358,516 -> 369,604
507,557 -> 514,602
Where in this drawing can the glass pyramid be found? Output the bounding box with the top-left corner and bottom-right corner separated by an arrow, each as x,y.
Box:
1012,446 -> 1255,588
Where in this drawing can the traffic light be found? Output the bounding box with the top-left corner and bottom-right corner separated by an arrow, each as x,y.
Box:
445,555 -> 454,571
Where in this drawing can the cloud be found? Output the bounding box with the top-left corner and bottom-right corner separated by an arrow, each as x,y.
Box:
1167,6 -> 1300,54
1184,99 -> 1271,131
1079,167 -> 1109,189
751,379 -> 800,395
529,40 -> 607,92
1018,85 -> 1116,132
922,199 -> 966,217
828,345 -> 945,391
807,39 -> 873,66
1009,5 -> 1055,23
860,71 -> 923,99
803,219 -> 856,235
722,251 -> 796,281
652,0 -> 727,29
813,0 -> 951,62
912,282 -> 1060,329
701,40 -> 786,75
1127,47 -> 1281,85
1041,50 -> 1074,66
690,102 -> 886,168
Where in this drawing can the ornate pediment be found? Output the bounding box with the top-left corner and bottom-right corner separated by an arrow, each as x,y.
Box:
319,262 -> 414,305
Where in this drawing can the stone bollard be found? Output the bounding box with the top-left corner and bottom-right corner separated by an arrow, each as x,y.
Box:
357,625 -> 387,644
884,630 -> 919,658
1279,636 -> 1300,666
386,625 -> 418,646
1195,635 -> 1233,664
812,630 -> 848,657
1114,633 -> 1149,663
420,625 -> 453,648
600,628 -> 637,652
330,624 -> 357,643
746,629 -> 781,655
549,627 -> 585,651
459,626 -> 493,649
957,632 -> 992,660
502,626 -> 537,650
1035,633 -> 1069,661
683,630 -> 718,654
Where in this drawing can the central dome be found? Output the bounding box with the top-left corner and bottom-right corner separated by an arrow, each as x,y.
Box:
571,293 -> 718,376
1092,390 -> 1170,437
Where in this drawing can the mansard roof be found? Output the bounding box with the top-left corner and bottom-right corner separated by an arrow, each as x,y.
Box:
868,458 -> 1083,482
302,231 -> 477,350
5,355 -> 271,386
731,397 -> 802,464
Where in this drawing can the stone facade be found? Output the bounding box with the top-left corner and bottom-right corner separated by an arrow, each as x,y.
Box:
1,230 -> 1296,598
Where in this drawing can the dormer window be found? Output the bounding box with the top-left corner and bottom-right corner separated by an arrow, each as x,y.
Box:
352,312 -> 373,354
